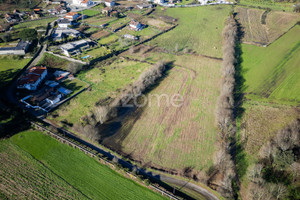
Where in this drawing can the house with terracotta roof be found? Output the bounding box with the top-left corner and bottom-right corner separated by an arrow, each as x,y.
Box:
17,66 -> 48,90
64,12 -> 80,21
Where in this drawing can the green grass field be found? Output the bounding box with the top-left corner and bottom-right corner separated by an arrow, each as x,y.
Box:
82,9 -> 100,17
51,59 -> 151,125
149,6 -> 231,57
13,17 -> 56,30
242,25 -> 300,105
0,55 -> 30,88
0,130 -> 166,199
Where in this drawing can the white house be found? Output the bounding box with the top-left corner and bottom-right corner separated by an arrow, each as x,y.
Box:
104,0 -> 115,7
46,94 -> 62,105
129,21 -> 143,31
154,0 -> 165,4
124,34 -> 138,40
52,27 -> 80,41
17,66 -> 47,90
198,0 -> 208,4
60,40 -> 90,57
72,0 -> 93,7
57,18 -> 71,28
137,4 -> 153,9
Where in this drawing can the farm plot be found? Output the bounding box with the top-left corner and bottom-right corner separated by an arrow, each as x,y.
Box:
242,25 -> 300,105
0,139 -> 87,199
50,59 -> 151,125
148,6 -> 231,58
236,7 -> 300,45
102,54 -> 221,172
13,17 -> 56,30
7,130 -> 166,200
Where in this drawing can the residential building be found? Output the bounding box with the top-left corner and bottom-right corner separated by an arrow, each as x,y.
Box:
64,12 -> 80,21
52,27 -> 81,41
102,7 -> 111,15
129,21 -> 143,31
0,40 -> 31,55
17,66 -> 48,90
73,0 -> 93,7
60,40 -> 90,56
136,4 -> 153,9
57,18 -> 71,28
124,34 -> 138,40
104,0 -> 115,7
48,6 -> 67,15
154,0 -> 165,4
46,94 -> 62,105
5,13 -> 21,23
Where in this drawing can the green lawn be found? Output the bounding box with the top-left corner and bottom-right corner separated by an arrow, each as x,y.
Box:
7,130 -> 166,200
51,59 -> 151,125
0,56 -> 30,88
242,25 -> 300,105
149,5 -> 231,57
83,9 -> 100,17
98,34 -> 119,45
13,17 -> 56,29
81,46 -> 108,58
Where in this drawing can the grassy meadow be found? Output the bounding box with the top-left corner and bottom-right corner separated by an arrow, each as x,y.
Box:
149,5 -> 231,58
0,130 -> 166,199
0,56 -> 30,88
51,59 -> 151,125
38,53 -> 76,70
242,25 -> 300,105
13,17 -> 56,30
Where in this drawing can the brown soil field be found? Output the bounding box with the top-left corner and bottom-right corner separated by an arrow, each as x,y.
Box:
0,141 -> 86,199
91,30 -> 110,39
236,7 -> 300,45
99,52 -> 221,174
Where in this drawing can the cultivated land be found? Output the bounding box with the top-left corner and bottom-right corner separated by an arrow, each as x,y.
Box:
103,53 -> 221,172
236,7 -> 300,45
239,0 -> 296,11
149,6 -> 231,58
0,139 -> 87,199
2,130 -> 166,200
242,25 -> 300,105
0,56 -> 30,88
51,59 -> 151,125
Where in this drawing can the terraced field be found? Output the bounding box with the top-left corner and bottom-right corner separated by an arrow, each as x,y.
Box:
236,7 -> 300,45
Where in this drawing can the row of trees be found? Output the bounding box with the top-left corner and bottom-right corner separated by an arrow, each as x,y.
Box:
212,16 -> 238,198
